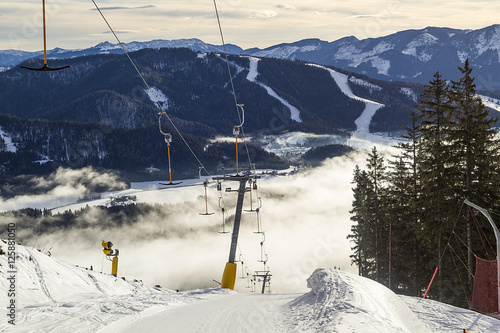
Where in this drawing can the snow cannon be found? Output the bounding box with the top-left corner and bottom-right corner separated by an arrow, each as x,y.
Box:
102,241 -> 113,255
102,240 -> 119,277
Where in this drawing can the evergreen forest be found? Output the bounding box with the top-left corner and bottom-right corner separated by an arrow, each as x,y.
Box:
348,59 -> 500,307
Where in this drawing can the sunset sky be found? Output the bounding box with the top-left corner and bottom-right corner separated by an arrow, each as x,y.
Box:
1,0 -> 500,51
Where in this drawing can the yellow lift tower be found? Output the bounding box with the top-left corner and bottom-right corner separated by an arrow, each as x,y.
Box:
102,241 -> 119,277
216,171 -> 260,290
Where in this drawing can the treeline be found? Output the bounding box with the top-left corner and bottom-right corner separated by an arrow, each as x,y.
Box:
0,113 -> 288,179
349,60 -> 500,307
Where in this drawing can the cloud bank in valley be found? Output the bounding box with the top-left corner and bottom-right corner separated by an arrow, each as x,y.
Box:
0,167 -> 128,212
1,152 -> 374,293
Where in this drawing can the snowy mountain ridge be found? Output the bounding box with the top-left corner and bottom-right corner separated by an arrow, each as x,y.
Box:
1,240 -> 497,332
0,38 -> 243,69
4,25 -> 500,87
247,25 -> 500,87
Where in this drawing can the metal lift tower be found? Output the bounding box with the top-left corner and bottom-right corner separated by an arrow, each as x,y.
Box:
217,173 -> 259,290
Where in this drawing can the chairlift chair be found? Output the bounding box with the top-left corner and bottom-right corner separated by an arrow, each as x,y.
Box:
158,122 -> 182,186
218,197 -> 229,234
200,180 -> 215,215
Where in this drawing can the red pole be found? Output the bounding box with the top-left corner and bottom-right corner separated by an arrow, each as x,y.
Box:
423,267 -> 439,299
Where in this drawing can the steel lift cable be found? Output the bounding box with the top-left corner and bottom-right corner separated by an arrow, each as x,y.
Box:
91,0 -> 210,178
212,0 -> 253,168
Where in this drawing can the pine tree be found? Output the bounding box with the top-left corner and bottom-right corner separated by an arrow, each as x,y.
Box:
449,58 -> 500,290
348,165 -> 375,277
365,146 -> 387,283
415,71 -> 457,300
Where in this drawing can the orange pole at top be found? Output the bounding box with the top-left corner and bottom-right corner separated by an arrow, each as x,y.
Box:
42,0 -> 47,65
235,136 -> 239,175
167,145 -> 172,183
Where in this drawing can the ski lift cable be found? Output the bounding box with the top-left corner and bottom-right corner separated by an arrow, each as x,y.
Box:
452,232 -> 479,262
212,0 -> 253,168
448,244 -> 471,308
448,243 -> 474,278
453,230 -> 482,260
423,202 -> 465,299
91,0 -> 211,177
237,244 -> 254,275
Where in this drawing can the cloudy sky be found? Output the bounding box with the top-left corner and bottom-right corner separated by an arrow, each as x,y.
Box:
2,1 -> 500,51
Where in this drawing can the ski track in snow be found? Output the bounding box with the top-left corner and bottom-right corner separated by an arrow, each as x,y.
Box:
246,56 -> 302,123
307,64 -> 399,149
308,64 -> 383,136
114,293 -> 295,333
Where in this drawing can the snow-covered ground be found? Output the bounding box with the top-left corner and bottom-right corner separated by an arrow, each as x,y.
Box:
0,128 -> 17,153
479,94 -> 500,114
1,244 -> 498,332
246,57 -> 302,123
307,63 -> 399,150
144,87 -> 169,111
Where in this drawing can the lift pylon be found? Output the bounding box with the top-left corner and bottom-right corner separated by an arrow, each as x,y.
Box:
217,172 -> 259,290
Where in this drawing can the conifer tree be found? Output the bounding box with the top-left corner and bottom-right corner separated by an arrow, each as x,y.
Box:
365,146 -> 387,283
449,58 -> 500,289
348,165 -> 374,277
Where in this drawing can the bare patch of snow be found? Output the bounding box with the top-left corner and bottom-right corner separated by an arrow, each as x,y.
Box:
400,87 -> 419,102
0,128 -> 17,152
252,44 -> 320,58
335,41 -> 393,73
144,87 -> 169,110
349,77 -> 382,92
402,33 -> 438,62
457,50 -> 469,63
370,56 -> 391,75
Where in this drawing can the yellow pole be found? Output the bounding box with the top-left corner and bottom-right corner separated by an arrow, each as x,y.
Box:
205,186 -> 208,214
111,257 -> 118,277
221,262 -> 237,290
42,0 -> 47,65
167,145 -> 172,183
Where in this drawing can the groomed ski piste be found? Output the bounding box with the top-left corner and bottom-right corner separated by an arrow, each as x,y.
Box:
1,241 -> 498,332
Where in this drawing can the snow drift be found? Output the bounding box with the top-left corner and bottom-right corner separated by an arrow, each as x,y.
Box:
288,268 -> 429,332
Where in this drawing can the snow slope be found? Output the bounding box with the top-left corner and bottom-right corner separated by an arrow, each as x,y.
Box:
246,57 -> 302,122
307,64 -> 399,149
308,64 -> 384,136
2,245 -> 498,333
0,240 -> 232,332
